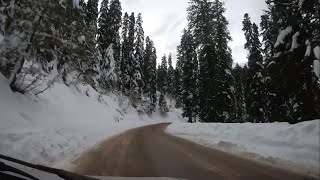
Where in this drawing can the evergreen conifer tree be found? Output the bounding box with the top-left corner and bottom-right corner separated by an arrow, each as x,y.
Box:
242,13 -> 266,122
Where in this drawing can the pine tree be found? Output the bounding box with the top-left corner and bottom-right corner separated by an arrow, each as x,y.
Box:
242,13 -> 266,123
127,13 -> 142,104
156,64 -> 161,92
150,45 -> 158,109
1,0 -> 93,92
179,29 -> 198,123
262,0 -> 320,123
174,58 -> 183,108
143,36 -> 157,112
86,0 -> 99,23
187,0 -> 235,122
121,12 -> 130,93
233,64 -> 247,121
97,0 -> 109,51
121,12 -> 136,95
96,0 -> 122,91
98,0 -> 122,53
135,13 -> 145,78
157,55 -> 168,94
133,13 -> 144,98
159,93 -> 169,116
211,0 -> 235,122
167,53 -> 175,97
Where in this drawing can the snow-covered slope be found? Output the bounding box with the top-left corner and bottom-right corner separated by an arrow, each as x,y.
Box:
167,121 -> 320,176
0,74 -> 184,169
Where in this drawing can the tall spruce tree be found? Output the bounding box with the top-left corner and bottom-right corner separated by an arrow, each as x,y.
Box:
262,0 -> 320,123
133,13 -> 145,97
97,0 -> 122,91
121,12 -> 136,95
187,0 -> 235,122
233,64 -> 247,121
211,0 -> 235,122
86,0 -> 99,23
143,37 -> 157,111
97,0 -> 122,53
157,55 -> 168,94
242,13 -> 266,123
179,29 -> 199,123
121,12 -> 130,93
127,13 -> 142,104
174,58 -> 183,108
135,13 -> 145,77
167,53 -> 175,97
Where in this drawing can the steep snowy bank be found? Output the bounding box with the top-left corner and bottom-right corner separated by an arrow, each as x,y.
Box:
167,120 -> 320,176
0,74 -> 184,168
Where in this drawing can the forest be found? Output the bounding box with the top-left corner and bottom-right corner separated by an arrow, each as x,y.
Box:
0,0 -> 319,124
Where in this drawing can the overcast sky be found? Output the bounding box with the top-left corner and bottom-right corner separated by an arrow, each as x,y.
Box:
121,0 -> 267,67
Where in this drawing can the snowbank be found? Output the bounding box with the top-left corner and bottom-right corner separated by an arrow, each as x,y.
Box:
0,74 -> 184,169
167,121 -> 320,176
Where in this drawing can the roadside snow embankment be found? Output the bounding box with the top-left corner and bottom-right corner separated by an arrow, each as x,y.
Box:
0,74 -> 183,169
167,121 -> 320,176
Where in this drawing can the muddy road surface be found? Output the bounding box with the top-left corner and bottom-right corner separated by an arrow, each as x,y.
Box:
71,123 -> 316,180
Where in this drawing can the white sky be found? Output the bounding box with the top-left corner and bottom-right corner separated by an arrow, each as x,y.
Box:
121,0 -> 267,67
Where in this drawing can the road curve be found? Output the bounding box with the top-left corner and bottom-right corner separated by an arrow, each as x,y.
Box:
71,123 -> 317,180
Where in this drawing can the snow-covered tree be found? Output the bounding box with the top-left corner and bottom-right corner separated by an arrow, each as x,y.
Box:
174,58 -> 183,108
135,13 -> 145,78
86,0 -> 99,24
187,0 -> 235,122
159,93 -> 169,116
157,55 -> 168,94
242,13 -> 266,123
167,53 -> 175,97
143,36 -> 157,112
179,29 -> 198,123
262,0 -> 320,123
233,64 -> 248,121
1,0 -> 94,92
98,0 -> 122,55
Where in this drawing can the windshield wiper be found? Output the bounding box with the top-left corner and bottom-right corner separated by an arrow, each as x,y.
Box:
0,161 -> 39,180
0,154 -> 99,180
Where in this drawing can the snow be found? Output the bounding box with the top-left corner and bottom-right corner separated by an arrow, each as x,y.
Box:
105,44 -> 118,82
77,35 -> 86,44
305,40 -> 311,57
290,31 -> 300,51
72,0 -> 80,9
314,46 -> 320,60
274,26 -> 293,48
0,74 -> 184,169
167,120 -> 320,176
314,60 -> 320,79
299,0 -> 306,9
225,69 -> 232,76
273,52 -> 282,58
0,33 -> 3,43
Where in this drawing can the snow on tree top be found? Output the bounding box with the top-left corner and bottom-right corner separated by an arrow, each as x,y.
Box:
290,32 -> 300,51
314,46 -> 320,60
73,0 -> 80,9
305,40 -> 311,57
299,0 -> 306,9
275,26 -> 293,48
77,35 -> 86,44
225,69 -> 232,76
0,33 -> 3,44
314,60 -> 320,79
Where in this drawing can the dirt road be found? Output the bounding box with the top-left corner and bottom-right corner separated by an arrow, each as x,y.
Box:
71,123 -> 317,180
